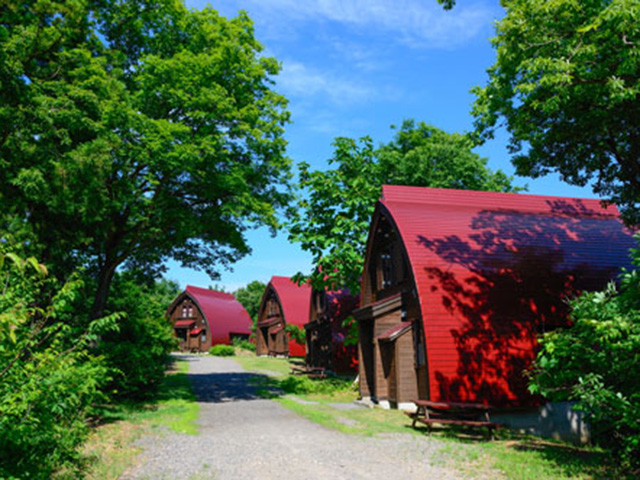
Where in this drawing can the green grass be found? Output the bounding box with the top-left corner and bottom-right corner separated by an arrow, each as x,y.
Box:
232,354 -> 622,479
80,358 -> 200,480
233,355 -> 293,376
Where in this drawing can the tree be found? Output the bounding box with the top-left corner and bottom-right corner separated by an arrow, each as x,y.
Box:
287,120 -> 519,293
0,1 -> 291,318
472,0 -> 640,224
233,280 -> 267,321
529,239 -> 640,471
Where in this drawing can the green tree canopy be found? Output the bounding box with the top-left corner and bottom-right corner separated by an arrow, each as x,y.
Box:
472,0 -> 640,224
287,120 -> 520,293
233,280 -> 266,321
0,1 -> 291,318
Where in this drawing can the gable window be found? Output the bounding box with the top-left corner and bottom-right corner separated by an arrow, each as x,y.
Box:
379,242 -> 396,289
267,298 -> 278,316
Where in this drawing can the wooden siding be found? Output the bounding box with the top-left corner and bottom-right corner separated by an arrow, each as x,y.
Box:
169,297 -> 211,352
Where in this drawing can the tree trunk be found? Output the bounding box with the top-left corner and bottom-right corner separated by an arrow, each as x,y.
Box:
91,262 -> 118,319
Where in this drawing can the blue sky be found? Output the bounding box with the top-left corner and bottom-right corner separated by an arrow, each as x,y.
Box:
166,0 -> 595,291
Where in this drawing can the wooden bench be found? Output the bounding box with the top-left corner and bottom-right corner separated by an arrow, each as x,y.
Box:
290,365 -> 327,378
404,400 -> 500,440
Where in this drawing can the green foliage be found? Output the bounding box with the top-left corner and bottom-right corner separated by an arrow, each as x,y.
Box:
341,315 -> 359,346
210,344 -> 236,356
0,249 -> 118,479
0,1 -> 292,317
473,0 -> 640,224
97,273 -> 178,399
436,0 -> 456,9
530,239 -> 640,472
285,324 -> 306,346
234,280 -> 266,338
232,336 -> 256,352
277,375 -> 355,395
287,120 -> 519,293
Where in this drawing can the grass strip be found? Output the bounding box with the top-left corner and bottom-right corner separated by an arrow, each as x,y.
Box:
79,358 -> 199,480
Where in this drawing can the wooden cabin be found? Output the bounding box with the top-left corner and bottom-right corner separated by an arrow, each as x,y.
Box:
354,185 -> 635,409
256,276 -> 311,357
168,285 -> 252,352
305,288 -> 359,373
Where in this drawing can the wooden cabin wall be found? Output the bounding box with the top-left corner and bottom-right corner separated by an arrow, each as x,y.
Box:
257,290 -> 289,356
357,209 -> 429,405
169,297 -> 211,352
396,330 -> 419,405
373,308 -> 403,402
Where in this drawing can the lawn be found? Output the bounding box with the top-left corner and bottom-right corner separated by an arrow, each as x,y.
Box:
233,354 -> 623,480
78,358 -> 199,480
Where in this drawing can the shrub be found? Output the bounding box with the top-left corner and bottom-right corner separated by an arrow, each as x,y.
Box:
97,274 -> 178,399
530,238 -> 640,472
0,252 -> 117,479
210,344 -> 235,356
284,324 -> 305,345
232,337 -> 256,352
278,375 -> 355,395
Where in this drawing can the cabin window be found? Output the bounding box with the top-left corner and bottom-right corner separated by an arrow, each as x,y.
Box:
378,240 -> 397,290
181,303 -> 194,318
267,299 -> 278,316
176,328 -> 187,341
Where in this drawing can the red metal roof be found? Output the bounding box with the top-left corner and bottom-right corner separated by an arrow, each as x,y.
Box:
268,276 -> 312,356
379,185 -> 635,406
174,319 -> 196,328
190,327 -> 203,336
169,285 -> 252,346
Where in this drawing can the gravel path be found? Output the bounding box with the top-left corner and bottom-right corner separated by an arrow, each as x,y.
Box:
122,354 -> 477,480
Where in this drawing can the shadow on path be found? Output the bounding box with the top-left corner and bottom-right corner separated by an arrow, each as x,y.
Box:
187,371 -> 272,403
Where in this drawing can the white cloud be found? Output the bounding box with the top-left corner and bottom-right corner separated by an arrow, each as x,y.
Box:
277,60 -> 374,104
237,0 -> 495,49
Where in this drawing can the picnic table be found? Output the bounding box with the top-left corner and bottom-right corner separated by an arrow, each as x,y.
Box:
404,400 -> 500,440
290,364 -> 327,379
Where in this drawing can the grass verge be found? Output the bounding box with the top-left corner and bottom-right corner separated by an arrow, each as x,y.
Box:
80,357 -> 199,480
235,354 -> 624,479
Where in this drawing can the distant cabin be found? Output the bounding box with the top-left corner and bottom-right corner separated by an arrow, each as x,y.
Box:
354,185 -> 635,410
306,288 -> 359,373
256,276 -> 311,357
168,285 -> 252,352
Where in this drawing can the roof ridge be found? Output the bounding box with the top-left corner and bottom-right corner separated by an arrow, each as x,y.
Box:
380,185 -> 617,217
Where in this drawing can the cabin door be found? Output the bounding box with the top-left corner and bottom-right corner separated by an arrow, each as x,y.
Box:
259,327 -> 269,355
358,319 -> 375,400
379,341 -> 397,404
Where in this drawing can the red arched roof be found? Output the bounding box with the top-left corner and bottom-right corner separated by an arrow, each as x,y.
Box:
379,185 -> 635,406
268,276 -> 312,356
173,285 -> 252,345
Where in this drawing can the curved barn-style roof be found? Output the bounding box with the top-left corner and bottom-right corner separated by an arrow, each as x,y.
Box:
376,185 -> 635,405
268,276 -> 312,328
267,276 -> 312,356
169,285 -> 252,345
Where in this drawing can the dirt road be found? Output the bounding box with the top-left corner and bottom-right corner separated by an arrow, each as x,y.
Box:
123,354 -> 471,480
